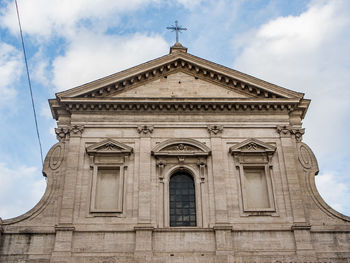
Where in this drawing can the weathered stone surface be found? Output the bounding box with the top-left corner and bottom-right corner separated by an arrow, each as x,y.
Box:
1,43 -> 349,262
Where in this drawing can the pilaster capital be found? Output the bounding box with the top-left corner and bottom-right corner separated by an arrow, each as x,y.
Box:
207,125 -> 223,136
197,158 -> 207,167
69,124 -> 84,137
55,127 -> 70,142
156,159 -> 167,168
277,125 -> 305,142
137,125 -> 153,136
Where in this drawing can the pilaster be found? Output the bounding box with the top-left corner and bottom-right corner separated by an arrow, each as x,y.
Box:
208,125 -> 228,224
137,125 -> 153,223
51,125 -> 83,262
277,125 -> 306,222
277,126 -> 316,260
58,125 -> 84,224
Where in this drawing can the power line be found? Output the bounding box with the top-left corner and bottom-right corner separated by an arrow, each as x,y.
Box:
15,0 -> 44,166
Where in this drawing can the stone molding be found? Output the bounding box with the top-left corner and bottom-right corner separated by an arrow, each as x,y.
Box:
51,98 -> 302,120
277,125 -> 305,142
54,224 -> 75,232
291,223 -> 311,231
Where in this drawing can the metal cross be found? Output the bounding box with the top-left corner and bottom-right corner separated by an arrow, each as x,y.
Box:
167,20 -> 187,43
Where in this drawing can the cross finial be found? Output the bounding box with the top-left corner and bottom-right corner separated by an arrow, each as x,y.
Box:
167,20 -> 187,43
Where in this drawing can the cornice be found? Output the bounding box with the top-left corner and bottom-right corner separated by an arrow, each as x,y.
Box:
49,97 -> 305,120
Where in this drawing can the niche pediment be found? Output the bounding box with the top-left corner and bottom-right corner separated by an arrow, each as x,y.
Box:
152,138 -> 211,157
229,138 -> 275,155
86,139 -> 133,155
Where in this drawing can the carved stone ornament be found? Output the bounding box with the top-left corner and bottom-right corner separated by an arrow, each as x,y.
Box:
276,125 -> 305,142
70,124 -> 84,136
137,125 -> 154,135
49,144 -> 64,170
207,125 -> 223,135
55,127 -> 69,141
297,143 -> 315,170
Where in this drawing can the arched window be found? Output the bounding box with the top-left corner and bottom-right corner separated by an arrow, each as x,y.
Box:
169,172 -> 196,226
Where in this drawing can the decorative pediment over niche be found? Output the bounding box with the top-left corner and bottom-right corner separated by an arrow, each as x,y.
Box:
152,138 -> 211,157
86,138 -> 133,155
229,138 -> 275,155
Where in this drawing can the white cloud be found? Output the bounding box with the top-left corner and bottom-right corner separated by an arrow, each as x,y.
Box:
176,0 -> 204,9
315,172 -> 350,215
0,0 -> 161,39
52,32 -> 169,91
233,0 -> 350,158
0,162 -> 46,219
0,43 -> 22,104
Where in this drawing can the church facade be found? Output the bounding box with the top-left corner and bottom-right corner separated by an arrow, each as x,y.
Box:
1,43 -> 349,263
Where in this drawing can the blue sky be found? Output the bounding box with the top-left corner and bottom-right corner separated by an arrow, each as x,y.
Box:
0,0 -> 349,219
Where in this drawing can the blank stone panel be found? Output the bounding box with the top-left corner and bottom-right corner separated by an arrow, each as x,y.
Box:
244,167 -> 270,209
95,167 -> 120,210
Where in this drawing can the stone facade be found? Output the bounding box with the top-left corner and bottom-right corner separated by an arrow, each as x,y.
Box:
1,43 -> 349,263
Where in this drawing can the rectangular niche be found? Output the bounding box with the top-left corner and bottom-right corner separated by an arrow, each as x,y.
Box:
86,139 -> 133,215
95,167 -> 121,211
230,138 -> 277,216
90,165 -> 124,213
243,167 -> 272,210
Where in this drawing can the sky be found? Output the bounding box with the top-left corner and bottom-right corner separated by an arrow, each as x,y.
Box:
0,0 -> 349,219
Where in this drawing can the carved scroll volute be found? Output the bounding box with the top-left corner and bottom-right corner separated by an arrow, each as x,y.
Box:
157,159 -> 167,183
197,158 -> 207,183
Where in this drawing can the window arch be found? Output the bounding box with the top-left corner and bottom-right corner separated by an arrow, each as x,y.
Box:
169,172 -> 196,226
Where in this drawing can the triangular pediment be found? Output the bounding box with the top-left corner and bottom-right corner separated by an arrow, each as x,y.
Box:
86,139 -> 133,155
152,138 -> 211,156
229,138 -> 276,154
56,51 -> 303,100
50,48 -> 310,120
